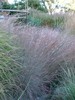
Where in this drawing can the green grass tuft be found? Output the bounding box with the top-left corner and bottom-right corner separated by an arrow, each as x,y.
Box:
0,30 -> 22,100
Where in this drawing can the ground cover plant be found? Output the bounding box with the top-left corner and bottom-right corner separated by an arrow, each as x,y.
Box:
51,63 -> 75,100
0,29 -> 24,100
14,9 -> 65,29
27,10 -> 65,28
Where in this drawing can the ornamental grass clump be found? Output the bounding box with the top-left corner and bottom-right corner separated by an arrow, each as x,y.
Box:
1,13 -> 75,100
12,25 -> 75,100
52,63 -> 75,100
0,30 -> 23,100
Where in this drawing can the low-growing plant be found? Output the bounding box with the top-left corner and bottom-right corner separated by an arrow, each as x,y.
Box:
0,30 -> 23,100
27,10 -> 65,28
13,9 -> 65,28
64,13 -> 75,34
52,63 -> 75,100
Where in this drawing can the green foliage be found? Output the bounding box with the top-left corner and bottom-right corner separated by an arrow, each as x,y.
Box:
2,2 -> 15,10
28,0 -> 41,9
27,10 -> 64,28
28,0 -> 47,12
15,9 -> 64,28
2,2 -> 10,9
14,0 -> 47,12
52,66 -> 75,100
0,30 -> 22,100
1,0 -> 47,12
28,15 -> 42,26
